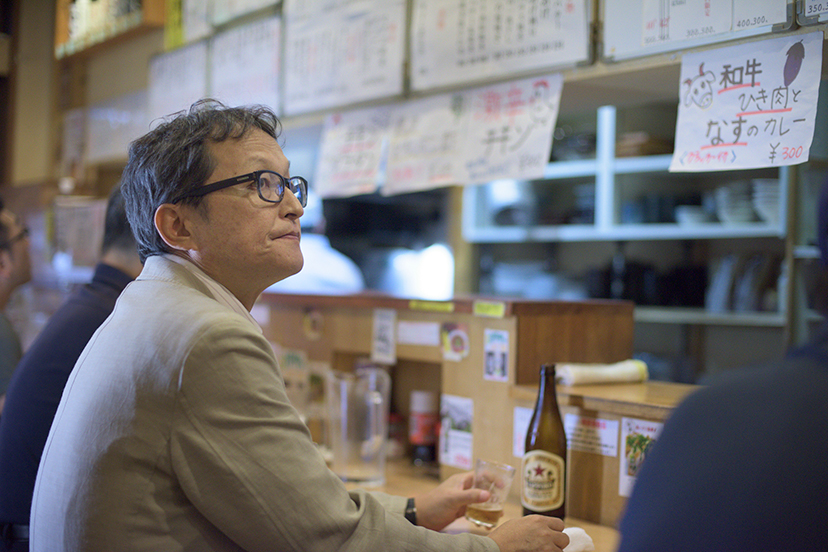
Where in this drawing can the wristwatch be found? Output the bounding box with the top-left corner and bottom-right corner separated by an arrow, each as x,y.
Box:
404,497 -> 417,525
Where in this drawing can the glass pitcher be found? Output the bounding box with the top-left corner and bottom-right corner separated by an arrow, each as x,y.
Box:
326,366 -> 391,487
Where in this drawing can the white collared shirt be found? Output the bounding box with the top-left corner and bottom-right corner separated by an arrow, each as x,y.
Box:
164,254 -> 262,334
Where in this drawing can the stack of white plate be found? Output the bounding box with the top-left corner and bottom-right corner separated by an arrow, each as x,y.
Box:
715,182 -> 757,224
751,178 -> 781,225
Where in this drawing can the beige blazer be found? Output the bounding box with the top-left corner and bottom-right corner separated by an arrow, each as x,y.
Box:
30,255 -> 497,552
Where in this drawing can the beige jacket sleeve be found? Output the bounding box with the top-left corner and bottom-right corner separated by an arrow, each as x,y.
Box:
169,315 -> 499,552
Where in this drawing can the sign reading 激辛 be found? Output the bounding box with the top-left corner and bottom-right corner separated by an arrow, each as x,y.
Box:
462,74 -> 563,184
670,31 -> 823,172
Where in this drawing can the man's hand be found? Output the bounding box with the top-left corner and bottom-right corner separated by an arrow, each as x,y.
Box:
413,471 -> 490,531
489,515 -> 570,552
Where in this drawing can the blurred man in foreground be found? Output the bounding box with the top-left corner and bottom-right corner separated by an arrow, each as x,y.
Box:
0,184 -> 141,551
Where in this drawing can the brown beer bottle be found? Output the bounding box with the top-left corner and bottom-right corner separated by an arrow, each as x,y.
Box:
522,364 -> 567,518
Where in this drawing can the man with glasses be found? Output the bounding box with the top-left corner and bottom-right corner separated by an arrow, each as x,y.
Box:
30,100 -> 569,552
0,200 -> 31,418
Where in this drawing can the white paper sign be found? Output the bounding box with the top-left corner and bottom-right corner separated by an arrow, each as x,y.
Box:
182,0 -> 212,43
670,31 -> 823,172
86,91 -> 149,164
212,0 -> 279,26
440,394 -> 474,470
513,406 -> 533,458
564,413 -> 619,457
283,0 -> 405,115
804,0 -> 828,18
732,0 -> 788,31
619,417 -> 663,497
483,328 -> 509,382
411,0 -> 589,91
396,321 -> 441,347
209,16 -> 281,111
371,308 -> 397,365
463,74 -> 563,184
315,107 -> 390,198
642,0 -> 732,47
148,41 -> 208,123
384,94 -> 467,196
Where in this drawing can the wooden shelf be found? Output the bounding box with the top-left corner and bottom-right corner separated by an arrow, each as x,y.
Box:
634,307 -> 787,327
54,0 -> 165,60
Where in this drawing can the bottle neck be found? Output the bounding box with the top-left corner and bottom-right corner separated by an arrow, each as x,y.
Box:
538,366 -> 559,409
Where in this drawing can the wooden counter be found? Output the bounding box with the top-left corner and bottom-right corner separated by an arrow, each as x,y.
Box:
512,381 -> 698,421
256,293 -> 695,532
347,459 -> 619,551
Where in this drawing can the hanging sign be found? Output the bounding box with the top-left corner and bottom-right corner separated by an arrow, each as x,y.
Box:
384,93 -> 467,196
462,73 -> 563,184
670,31 -> 823,172
315,106 -> 390,198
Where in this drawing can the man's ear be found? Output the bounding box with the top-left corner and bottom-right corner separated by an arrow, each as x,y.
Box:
154,204 -> 197,252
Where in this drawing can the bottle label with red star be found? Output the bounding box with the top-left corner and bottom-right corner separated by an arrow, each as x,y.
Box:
521,450 -> 565,511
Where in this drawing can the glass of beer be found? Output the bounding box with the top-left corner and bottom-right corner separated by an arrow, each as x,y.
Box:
465,458 -> 516,529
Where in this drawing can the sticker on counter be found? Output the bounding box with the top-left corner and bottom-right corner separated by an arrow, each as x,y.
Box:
483,329 -> 509,382
302,308 -> 324,341
371,308 -> 397,365
439,394 -> 473,470
397,320 -> 441,347
409,299 -> 455,313
441,323 -> 469,362
619,417 -> 664,497
564,414 -> 619,457
473,300 -> 506,318
513,409 -> 620,459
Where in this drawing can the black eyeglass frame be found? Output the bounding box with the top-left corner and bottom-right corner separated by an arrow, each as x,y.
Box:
170,170 -> 308,207
0,226 -> 29,251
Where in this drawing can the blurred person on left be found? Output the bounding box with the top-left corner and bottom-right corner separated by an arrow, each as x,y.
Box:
0,199 -> 31,417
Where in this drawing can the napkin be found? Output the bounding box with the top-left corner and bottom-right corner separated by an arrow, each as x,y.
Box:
555,359 -> 648,386
563,526 -> 595,552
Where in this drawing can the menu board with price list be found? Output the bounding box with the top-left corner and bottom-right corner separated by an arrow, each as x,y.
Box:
410,0 -> 590,91
209,16 -> 281,112
282,0 -> 406,116
603,0 -> 792,61
799,0 -> 828,25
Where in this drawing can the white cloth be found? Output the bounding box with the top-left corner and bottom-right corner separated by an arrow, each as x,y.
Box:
266,234 -> 364,295
563,527 -> 595,552
555,360 -> 648,386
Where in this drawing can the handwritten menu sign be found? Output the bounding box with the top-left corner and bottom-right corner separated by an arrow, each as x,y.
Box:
802,0 -> 828,23
283,0 -> 405,116
315,106 -> 390,198
411,0 -> 589,91
642,0 -> 732,46
384,94 -> 467,195
670,31 -> 822,172
642,0 -> 787,46
148,41 -> 208,123
211,0 -> 280,26
462,74 -> 562,184
209,16 -> 281,111
181,0 -> 212,43
606,0 -> 791,61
